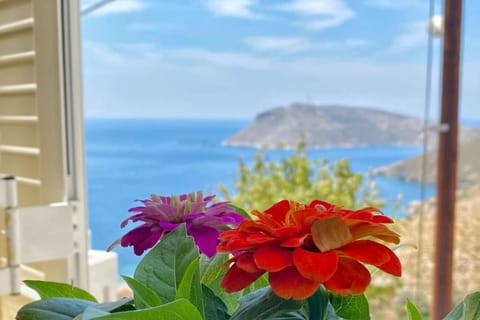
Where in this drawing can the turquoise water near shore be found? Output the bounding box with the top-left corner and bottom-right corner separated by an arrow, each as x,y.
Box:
84,118 -> 435,276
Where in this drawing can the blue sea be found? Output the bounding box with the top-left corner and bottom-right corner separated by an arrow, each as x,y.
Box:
85,118 -> 436,276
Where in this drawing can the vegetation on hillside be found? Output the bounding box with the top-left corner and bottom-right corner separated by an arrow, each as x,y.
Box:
219,142 -> 385,212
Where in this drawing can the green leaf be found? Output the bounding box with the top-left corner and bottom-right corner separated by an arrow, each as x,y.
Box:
73,307 -> 110,320
206,277 -> 243,315
95,298 -> 135,313
406,299 -> 424,320
16,298 -> 96,320
92,299 -> 203,320
202,285 -> 230,320
65,299 -> 136,320
457,292 -> 480,320
24,280 -> 98,302
122,276 -> 162,309
242,274 -> 269,295
307,287 -> 330,320
133,225 -> 199,303
329,293 -> 370,320
176,258 -> 204,317
325,303 -> 342,320
444,292 -> 480,320
271,310 -> 308,319
200,253 -> 229,286
228,204 -> 251,218
230,287 -> 303,320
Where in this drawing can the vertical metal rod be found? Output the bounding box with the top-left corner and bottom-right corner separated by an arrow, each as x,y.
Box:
416,0 -> 436,301
4,177 -> 20,295
432,0 -> 463,319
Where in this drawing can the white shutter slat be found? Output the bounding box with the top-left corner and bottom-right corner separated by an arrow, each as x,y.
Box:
0,60 -> 34,86
0,95 -> 35,116
0,84 -> 36,95
0,153 -> 39,180
0,145 -> 39,156
0,51 -> 34,65
0,18 -> 33,35
0,29 -> 33,56
0,115 -> 37,123
0,0 -> 32,23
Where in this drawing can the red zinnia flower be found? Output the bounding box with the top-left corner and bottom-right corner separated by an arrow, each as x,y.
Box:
217,199 -> 401,300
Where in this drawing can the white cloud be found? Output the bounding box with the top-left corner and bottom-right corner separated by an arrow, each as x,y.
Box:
83,41 -> 126,65
82,0 -> 146,16
278,0 -> 354,31
245,36 -> 368,53
245,36 -> 312,53
390,21 -> 428,52
127,23 -> 159,32
344,39 -> 369,48
365,0 -> 427,9
168,48 -> 273,69
84,42 -> 272,70
205,0 -> 258,18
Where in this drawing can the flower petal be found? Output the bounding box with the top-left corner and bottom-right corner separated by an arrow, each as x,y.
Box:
348,221 -> 400,244
120,225 -> 163,256
221,264 -> 264,293
308,200 -> 334,210
324,258 -> 371,295
372,215 -> 394,224
219,235 -> 253,251
246,233 -> 276,245
280,234 -> 308,248
239,220 -> 277,236
187,225 -> 220,257
293,248 -> 338,282
311,217 -> 352,252
237,252 -> 261,273
269,267 -> 319,300
159,221 -> 181,232
337,240 -> 401,276
264,199 -> 291,222
254,245 -> 293,272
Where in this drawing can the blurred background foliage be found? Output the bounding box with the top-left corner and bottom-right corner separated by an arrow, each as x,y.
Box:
219,142 -> 385,213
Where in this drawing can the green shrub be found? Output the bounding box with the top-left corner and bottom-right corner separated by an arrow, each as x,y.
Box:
219,142 -> 385,212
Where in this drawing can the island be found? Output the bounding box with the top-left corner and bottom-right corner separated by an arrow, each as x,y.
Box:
223,103 -> 480,149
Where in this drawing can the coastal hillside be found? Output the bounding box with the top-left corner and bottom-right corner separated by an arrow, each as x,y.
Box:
223,104 -> 480,148
369,185 -> 480,318
375,139 -> 480,188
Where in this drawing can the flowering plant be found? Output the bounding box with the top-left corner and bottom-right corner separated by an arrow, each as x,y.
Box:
15,192 -> 478,319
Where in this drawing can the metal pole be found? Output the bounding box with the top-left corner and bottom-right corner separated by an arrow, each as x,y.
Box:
431,0 -> 463,319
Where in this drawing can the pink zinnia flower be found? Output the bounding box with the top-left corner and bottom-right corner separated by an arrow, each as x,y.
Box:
108,192 -> 244,257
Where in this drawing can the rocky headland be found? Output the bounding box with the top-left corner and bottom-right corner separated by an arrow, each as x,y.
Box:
223,103 -> 480,149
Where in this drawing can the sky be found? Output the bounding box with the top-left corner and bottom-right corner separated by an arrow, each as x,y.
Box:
80,0 -> 480,120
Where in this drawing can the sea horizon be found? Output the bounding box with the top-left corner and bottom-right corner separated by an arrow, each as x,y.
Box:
84,116 -> 480,126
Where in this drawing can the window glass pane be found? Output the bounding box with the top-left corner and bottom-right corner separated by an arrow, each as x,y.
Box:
81,0 -> 479,315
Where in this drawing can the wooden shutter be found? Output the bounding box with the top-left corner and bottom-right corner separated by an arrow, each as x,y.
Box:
0,0 -> 90,289
0,0 -> 67,207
